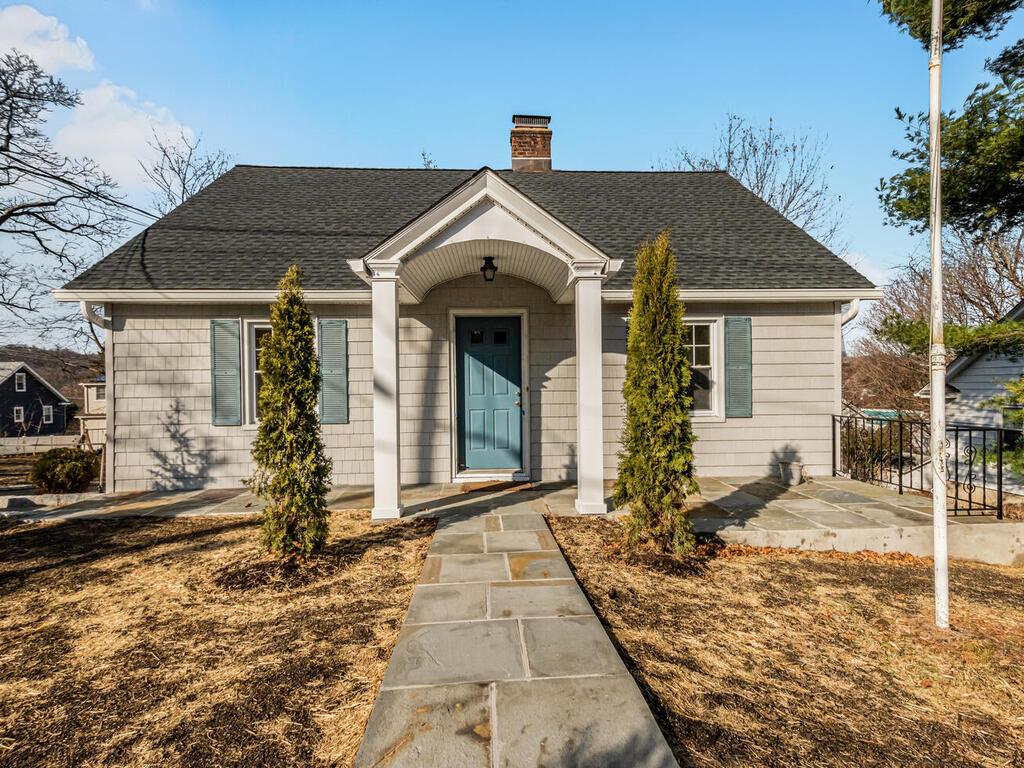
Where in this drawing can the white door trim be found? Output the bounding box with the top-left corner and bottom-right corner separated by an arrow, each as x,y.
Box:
447,307 -> 531,483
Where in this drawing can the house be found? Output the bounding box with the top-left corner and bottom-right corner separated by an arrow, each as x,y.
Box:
0,362 -> 71,437
54,115 -> 880,518
78,377 -> 107,448
943,299 -> 1024,429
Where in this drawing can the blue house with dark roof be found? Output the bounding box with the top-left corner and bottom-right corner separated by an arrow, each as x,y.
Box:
0,362 -> 70,437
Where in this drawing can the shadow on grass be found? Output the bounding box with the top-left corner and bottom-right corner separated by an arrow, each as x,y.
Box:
0,517 -> 255,594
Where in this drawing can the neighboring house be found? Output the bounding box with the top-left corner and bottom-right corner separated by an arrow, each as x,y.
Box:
54,115 -> 880,516
945,299 -> 1024,429
0,362 -> 71,437
79,377 -> 107,448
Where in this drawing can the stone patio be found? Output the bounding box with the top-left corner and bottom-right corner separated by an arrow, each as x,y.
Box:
691,476 -> 1024,566
352,494 -> 678,768
4,476 -> 1022,565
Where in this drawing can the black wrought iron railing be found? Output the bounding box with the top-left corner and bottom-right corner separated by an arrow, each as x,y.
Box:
832,414 -> 1009,518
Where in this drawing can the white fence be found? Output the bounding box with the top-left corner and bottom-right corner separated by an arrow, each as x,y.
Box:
0,435 -> 82,456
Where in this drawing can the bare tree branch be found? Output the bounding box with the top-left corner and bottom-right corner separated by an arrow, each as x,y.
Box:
1,49 -> 132,320
139,129 -> 231,215
660,114 -> 846,250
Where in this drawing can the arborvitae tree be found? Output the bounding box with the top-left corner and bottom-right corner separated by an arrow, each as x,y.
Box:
248,266 -> 332,559
613,230 -> 699,554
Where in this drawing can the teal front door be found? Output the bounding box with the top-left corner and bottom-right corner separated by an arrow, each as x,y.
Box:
456,317 -> 523,471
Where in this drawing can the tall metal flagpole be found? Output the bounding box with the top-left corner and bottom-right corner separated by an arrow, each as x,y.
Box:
928,0 -> 950,630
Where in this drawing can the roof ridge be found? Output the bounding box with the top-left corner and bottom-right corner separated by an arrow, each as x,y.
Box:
231,164 -> 728,175
232,164 -> 481,171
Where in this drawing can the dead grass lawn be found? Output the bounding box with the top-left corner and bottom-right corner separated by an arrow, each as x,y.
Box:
548,516 -> 1024,768
0,511 -> 434,767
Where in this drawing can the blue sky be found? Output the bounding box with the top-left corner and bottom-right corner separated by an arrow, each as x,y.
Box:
4,0 -> 1023,294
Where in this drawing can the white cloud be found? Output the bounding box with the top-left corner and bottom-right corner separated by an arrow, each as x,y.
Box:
55,82 -> 191,192
843,251 -> 893,288
0,4 -> 94,71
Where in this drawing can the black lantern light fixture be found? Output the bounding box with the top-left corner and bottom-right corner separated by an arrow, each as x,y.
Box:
480,256 -> 498,282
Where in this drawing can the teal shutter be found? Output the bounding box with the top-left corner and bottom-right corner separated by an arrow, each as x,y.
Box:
724,316 -> 753,418
319,319 -> 349,424
210,319 -> 242,426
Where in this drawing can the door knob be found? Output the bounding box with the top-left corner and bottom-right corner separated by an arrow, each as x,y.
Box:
515,391 -> 521,408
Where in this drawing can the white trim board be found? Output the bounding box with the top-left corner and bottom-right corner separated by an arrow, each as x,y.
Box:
603,287 -> 884,303
54,289 -> 372,304
54,286 -> 883,305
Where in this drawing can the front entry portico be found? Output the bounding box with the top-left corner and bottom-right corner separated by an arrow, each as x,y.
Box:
360,169 -> 618,519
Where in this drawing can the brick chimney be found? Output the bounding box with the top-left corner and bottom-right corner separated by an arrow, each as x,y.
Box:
510,114 -> 552,172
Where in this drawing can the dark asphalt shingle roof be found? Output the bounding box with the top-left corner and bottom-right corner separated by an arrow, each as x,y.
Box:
64,165 -> 874,292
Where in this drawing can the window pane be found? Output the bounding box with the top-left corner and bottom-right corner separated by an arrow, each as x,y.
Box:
254,328 -> 272,369
254,372 -> 264,418
493,329 -> 508,345
95,386 -> 106,401
691,325 -> 710,345
688,367 -> 712,411
470,329 -> 484,344
693,345 -> 711,367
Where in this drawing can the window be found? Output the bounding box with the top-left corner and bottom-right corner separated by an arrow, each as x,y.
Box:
493,329 -> 508,345
470,329 -> 484,344
13,406 -> 24,423
14,372 -> 26,392
42,405 -> 53,424
95,385 -> 106,402
684,323 -> 714,413
248,324 -> 272,422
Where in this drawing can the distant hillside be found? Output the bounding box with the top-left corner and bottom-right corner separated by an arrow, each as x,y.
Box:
0,345 -> 103,408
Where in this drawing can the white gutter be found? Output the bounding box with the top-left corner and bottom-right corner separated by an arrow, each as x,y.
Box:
601,287 -> 884,303
839,298 -> 861,325
79,301 -> 112,330
55,289 -> 373,304
56,286 -> 885,305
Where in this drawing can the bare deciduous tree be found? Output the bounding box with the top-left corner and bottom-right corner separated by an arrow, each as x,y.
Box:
661,114 -> 846,249
875,227 -> 1024,326
140,129 -> 232,215
1,50 -> 132,315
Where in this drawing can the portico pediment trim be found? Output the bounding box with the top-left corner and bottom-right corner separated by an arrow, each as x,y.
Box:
361,169 -> 613,299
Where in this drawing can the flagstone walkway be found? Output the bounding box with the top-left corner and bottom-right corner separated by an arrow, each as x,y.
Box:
353,494 -> 678,768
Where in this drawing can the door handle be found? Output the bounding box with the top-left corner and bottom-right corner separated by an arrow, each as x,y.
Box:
515,391 -> 521,408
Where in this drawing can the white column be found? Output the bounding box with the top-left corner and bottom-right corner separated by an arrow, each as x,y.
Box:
372,272 -> 403,520
574,273 -> 606,514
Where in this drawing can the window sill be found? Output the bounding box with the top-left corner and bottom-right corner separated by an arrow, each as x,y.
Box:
690,411 -> 726,424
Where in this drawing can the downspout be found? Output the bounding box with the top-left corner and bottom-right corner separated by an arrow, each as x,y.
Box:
79,301 -> 112,329
839,298 -> 860,326
79,301 -> 114,493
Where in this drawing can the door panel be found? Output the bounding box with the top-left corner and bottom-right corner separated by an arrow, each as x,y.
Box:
456,317 -> 523,471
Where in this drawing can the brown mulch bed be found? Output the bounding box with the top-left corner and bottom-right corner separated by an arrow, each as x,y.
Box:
548,516 -> 1024,768
0,512 -> 435,767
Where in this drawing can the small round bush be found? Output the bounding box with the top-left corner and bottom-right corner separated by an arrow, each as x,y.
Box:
30,448 -> 100,494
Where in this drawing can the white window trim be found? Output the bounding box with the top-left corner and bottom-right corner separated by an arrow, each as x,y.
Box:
683,316 -> 726,423
242,319 -> 272,427
14,372 -> 26,392
240,317 -> 333,428
42,405 -> 53,424
13,406 -> 24,423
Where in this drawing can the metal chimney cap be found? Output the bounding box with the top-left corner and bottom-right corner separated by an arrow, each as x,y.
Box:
512,115 -> 551,127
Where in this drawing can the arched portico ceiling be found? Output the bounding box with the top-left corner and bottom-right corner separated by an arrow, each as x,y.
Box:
358,169 -> 619,303
403,238 -> 570,300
